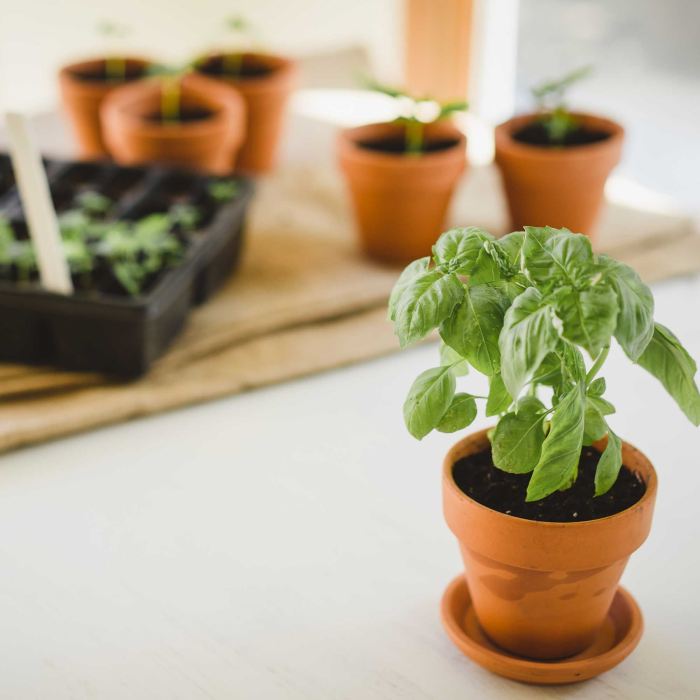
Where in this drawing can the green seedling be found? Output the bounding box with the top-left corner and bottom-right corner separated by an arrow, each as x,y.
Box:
365,79 -> 468,155
390,226 -> 700,501
0,200 -> 191,296
148,62 -> 195,123
207,178 -> 239,202
221,15 -> 255,76
531,65 -> 593,144
97,20 -> 130,81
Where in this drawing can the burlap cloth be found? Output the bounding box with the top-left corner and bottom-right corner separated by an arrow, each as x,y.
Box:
0,165 -> 698,453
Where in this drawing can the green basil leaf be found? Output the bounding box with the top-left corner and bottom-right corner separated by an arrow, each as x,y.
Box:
403,366 -> 456,439
588,377 -> 606,396
436,393 -> 478,433
523,226 -> 594,289
394,272 -> 464,347
486,373 -> 512,416
469,246 -> 502,285
496,231 -> 525,270
439,343 -> 469,376
432,227 -> 494,273
589,395 -> 616,416
526,383 -> 585,501
531,351 -> 562,386
594,429 -> 623,496
636,323 -> 700,426
440,284 -> 509,376
583,398 -> 607,445
388,256 -> 431,321
499,287 -> 559,398
492,396 -> 547,473
554,282 -> 618,358
599,256 -> 654,360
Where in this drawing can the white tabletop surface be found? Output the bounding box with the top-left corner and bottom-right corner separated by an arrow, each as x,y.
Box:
1,109 -> 699,699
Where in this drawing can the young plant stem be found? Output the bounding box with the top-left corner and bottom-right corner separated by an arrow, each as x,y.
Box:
405,119 -> 423,155
105,57 -> 126,81
223,52 -> 244,77
161,77 -> 181,122
586,344 -> 610,385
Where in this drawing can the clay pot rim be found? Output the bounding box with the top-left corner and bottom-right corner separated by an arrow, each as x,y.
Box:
59,57 -> 152,95
338,121 -> 467,168
443,427 -> 657,530
100,75 -> 243,140
495,112 -> 624,162
196,51 -> 297,92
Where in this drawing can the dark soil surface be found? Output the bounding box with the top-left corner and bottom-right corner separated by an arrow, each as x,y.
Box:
70,63 -> 146,83
144,109 -> 215,124
357,136 -> 460,154
198,55 -> 274,79
513,122 -> 611,148
452,447 -> 646,522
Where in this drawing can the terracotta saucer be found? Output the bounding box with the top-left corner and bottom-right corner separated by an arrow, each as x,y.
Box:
441,574 -> 643,685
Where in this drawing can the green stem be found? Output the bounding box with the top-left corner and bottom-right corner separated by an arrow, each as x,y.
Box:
161,77 -> 181,122
586,344 -> 610,385
105,57 -> 126,82
405,119 -> 423,155
223,51 -> 244,77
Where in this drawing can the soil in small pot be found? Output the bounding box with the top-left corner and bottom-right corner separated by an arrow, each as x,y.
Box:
357,135 -> 460,155
69,61 -> 147,84
453,446 -> 645,522
513,121 -> 611,148
143,108 -> 215,124
198,54 -> 275,80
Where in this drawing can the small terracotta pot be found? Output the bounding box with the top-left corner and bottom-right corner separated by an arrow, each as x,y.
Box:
100,74 -> 246,175
337,121 -> 467,264
196,52 -> 297,174
494,113 -> 624,241
58,57 -> 150,159
443,428 -> 656,660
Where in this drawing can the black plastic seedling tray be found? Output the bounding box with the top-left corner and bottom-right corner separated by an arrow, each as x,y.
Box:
0,154 -> 254,376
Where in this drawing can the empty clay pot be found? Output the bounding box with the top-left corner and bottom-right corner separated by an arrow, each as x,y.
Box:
337,121 -> 467,264
196,52 -> 297,174
443,428 -> 656,660
494,113 -> 624,241
58,57 -> 151,159
101,74 -> 245,175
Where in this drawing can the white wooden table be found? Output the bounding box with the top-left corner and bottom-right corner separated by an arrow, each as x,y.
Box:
0,106 -> 698,699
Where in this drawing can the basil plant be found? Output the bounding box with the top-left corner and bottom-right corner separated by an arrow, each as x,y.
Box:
389,226 -> 700,501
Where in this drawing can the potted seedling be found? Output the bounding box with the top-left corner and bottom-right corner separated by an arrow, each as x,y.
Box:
389,225 -> 699,682
494,66 -> 623,241
338,81 -> 467,264
59,21 -> 151,158
194,16 -> 297,173
100,60 -> 246,174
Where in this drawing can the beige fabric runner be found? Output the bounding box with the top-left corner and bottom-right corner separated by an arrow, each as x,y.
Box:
1,165 -> 699,453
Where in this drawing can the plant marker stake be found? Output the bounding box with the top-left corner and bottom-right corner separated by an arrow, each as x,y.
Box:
4,112 -> 73,294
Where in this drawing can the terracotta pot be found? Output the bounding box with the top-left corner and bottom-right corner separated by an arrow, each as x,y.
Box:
100,74 -> 246,175
443,428 -> 656,660
494,113 -> 624,241
196,52 -> 297,174
337,121 -> 467,264
58,57 -> 150,159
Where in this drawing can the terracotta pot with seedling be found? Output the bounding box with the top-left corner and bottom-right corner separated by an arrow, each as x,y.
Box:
338,81 -> 467,264
194,16 -> 297,174
59,21 -> 150,158
495,67 -> 623,241
100,62 -> 245,174
389,226 -> 700,683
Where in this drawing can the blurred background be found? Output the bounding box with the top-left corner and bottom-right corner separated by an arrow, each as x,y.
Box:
1,0 -> 698,210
